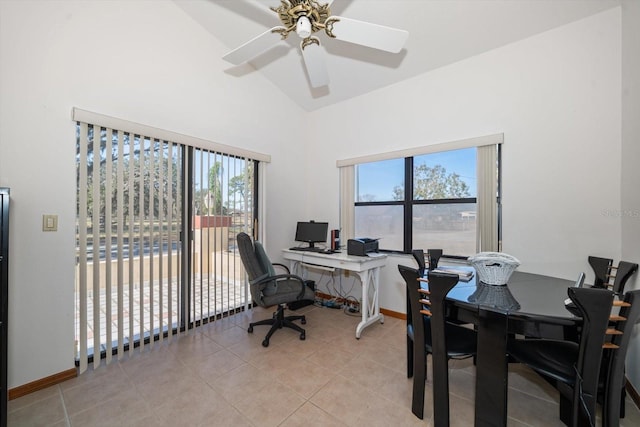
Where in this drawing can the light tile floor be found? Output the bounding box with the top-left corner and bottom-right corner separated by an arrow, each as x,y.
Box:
9,305 -> 640,426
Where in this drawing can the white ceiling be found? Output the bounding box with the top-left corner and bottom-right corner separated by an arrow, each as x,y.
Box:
174,0 -> 620,112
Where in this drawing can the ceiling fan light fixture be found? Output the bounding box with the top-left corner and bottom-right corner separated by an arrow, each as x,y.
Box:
223,0 -> 409,89
296,16 -> 312,38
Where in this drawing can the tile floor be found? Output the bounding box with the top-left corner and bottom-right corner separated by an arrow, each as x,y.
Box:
8,304 -> 640,426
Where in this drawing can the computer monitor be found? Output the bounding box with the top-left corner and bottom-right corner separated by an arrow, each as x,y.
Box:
294,221 -> 328,248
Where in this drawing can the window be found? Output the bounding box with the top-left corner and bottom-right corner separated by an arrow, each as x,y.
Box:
349,142 -> 501,257
412,148 -> 477,255
355,158 -> 404,250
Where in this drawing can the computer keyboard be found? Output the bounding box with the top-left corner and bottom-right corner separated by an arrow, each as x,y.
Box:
289,247 -> 337,254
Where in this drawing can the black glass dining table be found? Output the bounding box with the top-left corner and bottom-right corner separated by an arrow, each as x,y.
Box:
424,267 -> 581,427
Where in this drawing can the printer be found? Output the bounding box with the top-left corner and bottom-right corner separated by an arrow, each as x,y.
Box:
347,238 -> 379,256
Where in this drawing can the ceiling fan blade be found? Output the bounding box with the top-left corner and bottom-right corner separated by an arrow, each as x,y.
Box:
222,27 -> 283,65
300,38 -> 329,88
327,16 -> 409,53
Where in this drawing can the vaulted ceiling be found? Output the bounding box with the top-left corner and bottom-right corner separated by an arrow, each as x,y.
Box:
174,0 -> 620,111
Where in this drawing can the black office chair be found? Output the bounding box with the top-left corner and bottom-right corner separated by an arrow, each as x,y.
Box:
600,289 -> 640,427
236,232 -> 315,347
399,265 -> 476,422
508,287 -> 614,427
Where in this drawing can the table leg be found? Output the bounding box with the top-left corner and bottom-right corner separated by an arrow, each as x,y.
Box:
355,266 -> 384,338
475,308 -> 508,427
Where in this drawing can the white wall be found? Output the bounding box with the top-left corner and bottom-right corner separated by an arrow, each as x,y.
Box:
0,0 -> 308,389
300,8 -> 623,314
621,0 -> 640,390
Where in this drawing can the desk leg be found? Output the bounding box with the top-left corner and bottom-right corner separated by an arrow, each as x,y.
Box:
475,308 -> 508,427
355,266 -> 384,339
288,260 -> 302,276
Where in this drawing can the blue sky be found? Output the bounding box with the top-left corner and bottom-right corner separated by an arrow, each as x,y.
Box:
356,147 -> 477,201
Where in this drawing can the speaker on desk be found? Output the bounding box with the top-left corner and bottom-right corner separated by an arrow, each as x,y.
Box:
331,229 -> 340,251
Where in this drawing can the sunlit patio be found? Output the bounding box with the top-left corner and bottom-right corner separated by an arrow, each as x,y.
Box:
77,249 -> 249,358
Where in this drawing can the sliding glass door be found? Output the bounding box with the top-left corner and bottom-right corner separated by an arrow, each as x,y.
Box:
75,123 -> 256,372
187,147 -> 255,326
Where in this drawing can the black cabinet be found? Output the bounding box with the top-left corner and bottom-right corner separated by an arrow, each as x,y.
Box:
0,188 -> 9,427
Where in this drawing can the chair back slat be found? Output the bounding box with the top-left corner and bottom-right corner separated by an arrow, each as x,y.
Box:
612,300 -> 631,307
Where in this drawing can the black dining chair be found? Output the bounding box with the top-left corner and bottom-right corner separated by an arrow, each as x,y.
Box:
588,256 -> 613,288
407,250 -> 426,378
600,289 -> 640,427
427,248 -> 443,270
508,287 -> 614,427
588,257 -> 638,296
411,249 -> 426,276
399,264 -> 476,422
608,261 -> 638,295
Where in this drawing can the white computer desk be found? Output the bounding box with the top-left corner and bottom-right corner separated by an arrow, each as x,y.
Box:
282,249 -> 388,338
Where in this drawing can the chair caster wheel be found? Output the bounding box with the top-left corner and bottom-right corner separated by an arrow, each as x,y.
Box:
248,326 -> 253,333
262,339 -> 269,347
300,332 -> 305,340
301,318 -> 306,325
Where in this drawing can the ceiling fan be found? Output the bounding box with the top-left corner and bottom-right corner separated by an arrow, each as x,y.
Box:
222,0 -> 409,88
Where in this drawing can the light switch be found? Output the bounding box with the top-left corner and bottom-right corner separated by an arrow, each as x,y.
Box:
43,214 -> 58,232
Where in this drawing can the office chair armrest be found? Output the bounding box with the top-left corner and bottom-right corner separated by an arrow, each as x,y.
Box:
272,262 -> 306,298
273,273 -> 308,299
253,273 -> 308,299
272,263 -> 291,274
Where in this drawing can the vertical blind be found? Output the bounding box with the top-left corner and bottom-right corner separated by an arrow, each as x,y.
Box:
339,166 -> 355,242
74,109 -> 269,373
76,124 -> 184,373
476,144 -> 500,252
